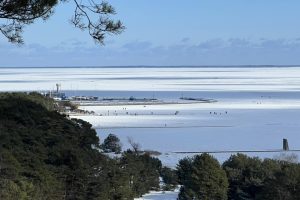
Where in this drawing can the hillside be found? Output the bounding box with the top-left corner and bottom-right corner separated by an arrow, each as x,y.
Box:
0,93 -> 161,200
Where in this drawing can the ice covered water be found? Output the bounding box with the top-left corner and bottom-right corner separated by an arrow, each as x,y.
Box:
2,66 -> 300,166
2,66 -> 300,92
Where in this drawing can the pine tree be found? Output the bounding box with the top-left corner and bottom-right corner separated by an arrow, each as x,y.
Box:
102,134 -> 122,154
178,154 -> 228,200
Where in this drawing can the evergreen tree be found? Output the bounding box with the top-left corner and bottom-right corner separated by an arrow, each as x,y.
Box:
177,154 -> 228,200
258,160 -> 300,200
102,134 -> 122,154
121,150 -> 161,197
223,153 -> 300,200
223,154 -> 267,200
160,166 -> 178,190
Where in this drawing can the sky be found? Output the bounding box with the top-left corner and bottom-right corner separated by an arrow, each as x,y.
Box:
1,0 -> 300,67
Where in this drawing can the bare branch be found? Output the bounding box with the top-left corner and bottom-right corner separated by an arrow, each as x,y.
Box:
71,0 -> 124,45
0,0 -> 124,44
127,137 -> 141,153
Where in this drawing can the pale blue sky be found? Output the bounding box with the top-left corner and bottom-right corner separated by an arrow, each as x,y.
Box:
1,0 -> 300,66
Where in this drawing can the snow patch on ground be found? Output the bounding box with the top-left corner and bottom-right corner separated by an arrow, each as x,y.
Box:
134,189 -> 179,200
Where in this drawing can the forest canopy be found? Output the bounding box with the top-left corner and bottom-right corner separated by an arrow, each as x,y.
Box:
0,93 -> 161,200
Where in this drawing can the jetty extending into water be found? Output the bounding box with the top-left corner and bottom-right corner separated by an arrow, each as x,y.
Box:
173,139 -> 297,154
173,149 -> 300,154
180,97 -> 217,103
41,84 -> 218,106
71,97 -> 217,106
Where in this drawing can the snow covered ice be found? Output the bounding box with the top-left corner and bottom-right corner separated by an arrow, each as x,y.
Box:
2,66 -> 300,167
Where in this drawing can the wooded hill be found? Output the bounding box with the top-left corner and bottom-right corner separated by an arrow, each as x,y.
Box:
0,93 -> 161,200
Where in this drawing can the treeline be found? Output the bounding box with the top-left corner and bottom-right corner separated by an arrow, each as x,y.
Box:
102,135 -> 300,200
176,153 -> 300,200
0,93 -> 162,200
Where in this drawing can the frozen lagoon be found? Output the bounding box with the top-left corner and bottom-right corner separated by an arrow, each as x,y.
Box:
77,98 -> 300,167
1,66 -> 300,167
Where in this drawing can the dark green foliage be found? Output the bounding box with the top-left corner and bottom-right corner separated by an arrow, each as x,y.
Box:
160,166 -> 178,190
101,134 -> 122,154
177,153 -> 228,200
0,93 -> 161,199
223,153 -> 300,200
223,154 -> 265,200
258,162 -> 300,200
121,150 -> 162,197
0,93 -> 100,199
0,92 -> 55,111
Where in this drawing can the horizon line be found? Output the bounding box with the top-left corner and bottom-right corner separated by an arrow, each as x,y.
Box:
1,65 -> 300,68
